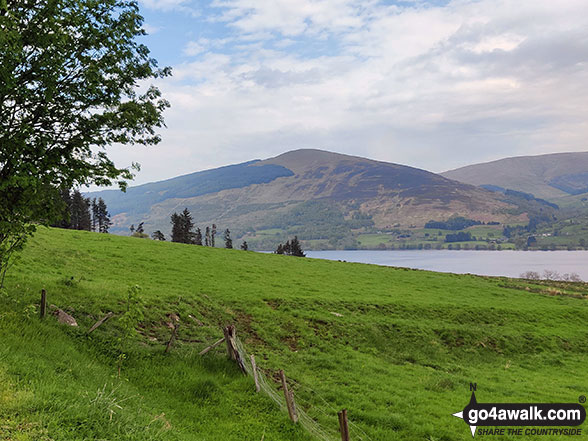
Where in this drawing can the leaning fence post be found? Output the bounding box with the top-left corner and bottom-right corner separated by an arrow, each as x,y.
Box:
40,289 -> 46,319
250,354 -> 260,392
223,325 -> 236,360
280,370 -> 298,423
87,311 -> 114,334
165,323 -> 180,353
338,409 -> 350,441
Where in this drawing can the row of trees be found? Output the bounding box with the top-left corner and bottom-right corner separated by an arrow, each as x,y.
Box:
53,189 -> 111,233
168,208 -> 247,250
275,237 -> 305,257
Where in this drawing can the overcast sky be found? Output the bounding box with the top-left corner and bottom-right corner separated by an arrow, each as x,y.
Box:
102,0 -> 588,187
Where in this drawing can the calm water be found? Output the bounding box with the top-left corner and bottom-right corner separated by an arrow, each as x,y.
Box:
305,250 -> 588,280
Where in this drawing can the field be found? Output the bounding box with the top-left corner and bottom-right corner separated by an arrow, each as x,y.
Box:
1,227 -> 587,440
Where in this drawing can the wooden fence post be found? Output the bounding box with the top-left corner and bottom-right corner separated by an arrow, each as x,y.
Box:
224,325 -> 236,360
40,289 -> 46,319
165,323 -> 180,353
280,370 -> 298,423
199,337 -> 225,356
87,312 -> 114,334
250,354 -> 260,392
338,409 -> 350,441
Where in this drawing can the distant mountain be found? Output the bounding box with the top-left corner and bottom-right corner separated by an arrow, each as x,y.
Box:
89,149 -> 545,249
442,152 -> 588,200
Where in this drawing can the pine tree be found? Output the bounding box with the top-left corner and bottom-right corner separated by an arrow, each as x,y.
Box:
170,214 -> 181,242
130,224 -> 135,234
136,222 -> 145,234
194,228 -> 203,246
151,230 -> 165,241
91,198 -> 98,232
170,209 -> 195,244
290,236 -> 305,257
224,229 -> 232,249
211,224 -> 217,247
96,198 -> 111,233
241,241 -> 248,251
205,226 -> 211,247
51,187 -> 72,229
275,237 -> 305,257
70,190 -> 91,231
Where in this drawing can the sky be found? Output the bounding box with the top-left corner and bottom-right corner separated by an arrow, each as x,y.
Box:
102,0 -> 588,187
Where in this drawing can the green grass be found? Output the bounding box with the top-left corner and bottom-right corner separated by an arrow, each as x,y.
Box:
1,227 -> 587,440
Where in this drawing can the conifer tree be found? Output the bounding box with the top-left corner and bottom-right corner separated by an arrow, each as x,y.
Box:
91,198 -> 98,232
170,214 -> 181,242
194,228 -> 203,245
205,226 -> 211,247
151,230 -> 165,241
274,237 -> 305,257
211,224 -> 217,247
70,190 -> 91,231
224,229 -> 232,249
241,241 -> 248,251
96,198 -> 111,233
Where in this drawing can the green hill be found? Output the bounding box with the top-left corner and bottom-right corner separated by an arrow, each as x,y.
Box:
1,228 -> 587,440
442,152 -> 588,200
89,149 -> 533,249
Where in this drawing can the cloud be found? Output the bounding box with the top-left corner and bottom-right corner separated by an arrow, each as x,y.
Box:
183,39 -> 210,56
108,0 -> 588,187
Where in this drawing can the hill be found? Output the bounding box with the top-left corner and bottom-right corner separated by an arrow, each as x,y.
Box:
1,227 -> 587,440
90,149 -> 537,249
442,151 -> 588,200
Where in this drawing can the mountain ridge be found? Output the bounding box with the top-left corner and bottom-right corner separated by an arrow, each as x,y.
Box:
89,149 -> 542,249
442,151 -> 588,200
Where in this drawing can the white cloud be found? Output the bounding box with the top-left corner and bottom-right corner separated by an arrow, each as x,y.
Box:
183,39 -> 210,56
108,0 -> 588,186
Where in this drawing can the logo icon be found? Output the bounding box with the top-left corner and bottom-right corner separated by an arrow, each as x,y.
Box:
452,384 -> 586,438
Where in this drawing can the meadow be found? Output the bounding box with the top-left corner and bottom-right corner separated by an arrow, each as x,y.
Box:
1,227 -> 587,440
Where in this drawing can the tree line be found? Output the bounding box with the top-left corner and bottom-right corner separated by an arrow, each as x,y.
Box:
52,189 -> 111,233
166,208 -> 246,250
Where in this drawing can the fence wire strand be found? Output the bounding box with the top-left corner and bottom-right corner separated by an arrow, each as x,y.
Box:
232,336 -> 373,441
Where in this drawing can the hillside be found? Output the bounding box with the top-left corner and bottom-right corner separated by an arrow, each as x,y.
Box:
442,152 -> 588,200
1,228 -> 587,440
90,149 -> 537,249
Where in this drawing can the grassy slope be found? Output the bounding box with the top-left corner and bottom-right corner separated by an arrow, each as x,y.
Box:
1,227 -> 587,441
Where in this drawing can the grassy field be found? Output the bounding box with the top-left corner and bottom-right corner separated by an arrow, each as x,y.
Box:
1,227 -> 587,440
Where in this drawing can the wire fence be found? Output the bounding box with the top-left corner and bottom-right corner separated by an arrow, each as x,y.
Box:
232,334 -> 374,441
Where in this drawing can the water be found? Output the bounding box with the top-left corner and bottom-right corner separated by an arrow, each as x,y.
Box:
305,250 -> 588,280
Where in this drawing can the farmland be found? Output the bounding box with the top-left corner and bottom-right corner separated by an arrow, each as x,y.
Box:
1,227 -> 587,440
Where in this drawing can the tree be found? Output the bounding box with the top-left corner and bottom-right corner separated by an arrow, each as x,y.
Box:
275,236 -> 305,257
0,0 -> 170,286
136,222 -> 145,234
241,241 -> 248,251
70,190 -> 91,231
151,230 -> 165,241
170,208 -> 194,244
211,224 -> 217,247
290,236 -> 305,257
129,224 -> 135,234
95,198 -> 111,233
194,227 -> 203,246
205,226 -> 211,247
224,229 -> 232,249
91,198 -> 98,232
